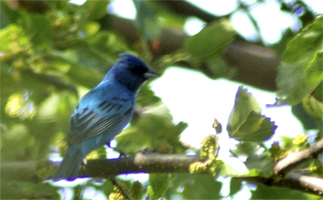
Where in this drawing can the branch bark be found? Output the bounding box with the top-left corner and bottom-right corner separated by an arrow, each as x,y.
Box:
273,137 -> 323,176
158,0 -> 222,23
79,152 -> 199,178
1,149 -> 322,196
243,172 -> 323,196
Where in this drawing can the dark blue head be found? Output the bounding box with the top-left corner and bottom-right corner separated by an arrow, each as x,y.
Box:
105,53 -> 159,91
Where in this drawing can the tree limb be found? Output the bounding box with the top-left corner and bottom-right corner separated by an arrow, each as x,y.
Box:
158,0 -> 222,23
1,150 -> 322,196
283,172 -> 323,196
242,172 -> 323,196
273,137 -> 323,176
79,152 -> 199,178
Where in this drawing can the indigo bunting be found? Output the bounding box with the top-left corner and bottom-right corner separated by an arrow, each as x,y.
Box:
52,53 -> 159,180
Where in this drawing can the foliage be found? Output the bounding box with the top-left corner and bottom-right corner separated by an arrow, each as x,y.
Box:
227,86 -> 276,142
1,0 -> 322,199
185,20 -> 235,60
277,16 -> 323,106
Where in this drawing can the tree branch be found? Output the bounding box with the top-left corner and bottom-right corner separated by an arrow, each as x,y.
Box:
158,0 -> 222,23
23,69 -> 78,93
243,172 -> 323,196
79,152 -> 199,178
273,138 -> 323,176
283,172 -> 323,195
1,150 -> 322,196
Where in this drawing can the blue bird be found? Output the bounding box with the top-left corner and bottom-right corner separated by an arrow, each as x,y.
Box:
52,53 -> 159,180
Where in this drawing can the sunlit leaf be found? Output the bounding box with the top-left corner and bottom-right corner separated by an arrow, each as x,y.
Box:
136,84 -> 161,107
302,92 -> 323,118
227,87 -> 276,142
0,25 -> 28,51
134,1 -> 161,40
229,178 -> 242,197
291,103 -> 317,129
0,181 -> 59,199
251,184 -> 308,199
5,92 -> 36,119
0,2 -> 19,28
277,16 -> 323,105
129,181 -> 143,200
219,162 -> 260,177
82,0 -> 109,20
230,142 -> 258,156
20,13 -> 53,47
281,16 -> 322,64
229,142 -> 273,177
1,124 -> 30,161
147,174 -> 171,199
245,152 -> 273,177
185,19 -> 235,60
182,175 -> 222,199
116,103 -> 187,154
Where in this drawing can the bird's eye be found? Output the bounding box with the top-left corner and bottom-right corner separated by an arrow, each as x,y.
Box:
130,65 -> 146,74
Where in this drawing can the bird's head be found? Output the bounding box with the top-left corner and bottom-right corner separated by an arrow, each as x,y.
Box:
105,53 -> 159,91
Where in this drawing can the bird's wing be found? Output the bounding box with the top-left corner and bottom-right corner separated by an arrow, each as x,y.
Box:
68,96 -> 133,145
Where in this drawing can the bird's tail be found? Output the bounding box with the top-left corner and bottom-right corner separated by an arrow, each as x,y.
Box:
52,146 -> 84,181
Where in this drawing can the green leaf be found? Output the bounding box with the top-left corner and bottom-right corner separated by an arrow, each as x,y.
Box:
20,13 -> 53,48
129,181 -> 143,200
231,142 -> 258,156
219,162 -> 261,177
86,30 -> 128,58
277,16 -> 323,105
113,128 -> 151,154
313,81 -> 323,102
291,103 -> 317,130
116,103 -> 187,154
51,52 -> 105,88
134,1 -> 161,40
302,92 -> 323,118
227,87 -> 276,142
185,19 -> 235,60
229,178 -> 242,197
82,0 -> 109,20
245,152 -> 273,177
101,179 -> 114,197
182,175 -> 222,199
229,142 -> 273,177
0,25 -> 29,51
0,2 -> 19,28
1,124 -> 31,161
1,181 -> 59,199
147,174 -> 171,199
277,51 -> 323,105
281,16 -> 322,64
67,63 -> 103,88
235,112 -> 276,142
136,84 -> 161,107
251,184 -> 308,199
228,86 -> 261,124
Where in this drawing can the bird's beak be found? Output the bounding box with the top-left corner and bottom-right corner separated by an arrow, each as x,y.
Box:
144,68 -> 160,79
